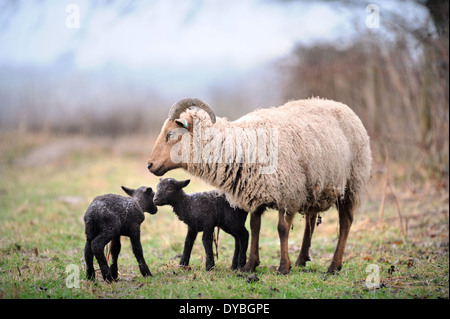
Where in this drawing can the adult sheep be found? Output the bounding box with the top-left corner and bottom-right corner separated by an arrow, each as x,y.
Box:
147,97 -> 371,274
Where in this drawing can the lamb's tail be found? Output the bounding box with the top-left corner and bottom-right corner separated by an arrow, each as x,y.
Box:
84,214 -> 96,241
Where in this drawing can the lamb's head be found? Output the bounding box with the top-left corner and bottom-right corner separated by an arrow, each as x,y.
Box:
147,98 -> 216,176
153,178 -> 190,206
121,186 -> 158,214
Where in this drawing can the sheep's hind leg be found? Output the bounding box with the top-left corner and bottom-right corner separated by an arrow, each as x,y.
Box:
84,240 -> 95,280
109,236 -> 121,280
277,211 -> 294,275
295,212 -> 317,267
91,234 -> 114,283
327,195 -> 354,273
242,211 -> 262,273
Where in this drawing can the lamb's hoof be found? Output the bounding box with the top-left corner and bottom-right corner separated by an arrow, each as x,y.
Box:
86,271 -> 95,281
206,265 -> 216,272
179,265 -> 192,271
104,274 -> 114,284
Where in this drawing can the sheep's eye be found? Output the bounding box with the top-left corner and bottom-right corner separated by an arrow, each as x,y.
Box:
166,131 -> 174,141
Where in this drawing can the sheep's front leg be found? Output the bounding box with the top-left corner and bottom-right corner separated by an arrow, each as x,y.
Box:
130,228 -> 152,277
202,230 -> 215,271
277,211 -> 294,275
180,228 -> 197,267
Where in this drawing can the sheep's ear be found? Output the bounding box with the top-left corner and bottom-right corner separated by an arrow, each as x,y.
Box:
177,179 -> 190,188
121,186 -> 135,197
145,187 -> 153,194
175,118 -> 191,130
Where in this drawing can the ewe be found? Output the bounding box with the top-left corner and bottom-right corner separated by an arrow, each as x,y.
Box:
147,97 -> 371,274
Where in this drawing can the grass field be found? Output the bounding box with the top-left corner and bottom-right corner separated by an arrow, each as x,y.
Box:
0,133 -> 448,299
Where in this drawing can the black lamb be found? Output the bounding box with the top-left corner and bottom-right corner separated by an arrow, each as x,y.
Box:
84,186 -> 157,283
153,178 -> 249,271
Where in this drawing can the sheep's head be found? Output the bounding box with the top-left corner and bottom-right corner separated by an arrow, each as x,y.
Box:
153,178 -> 190,206
121,186 -> 158,214
147,98 -> 216,176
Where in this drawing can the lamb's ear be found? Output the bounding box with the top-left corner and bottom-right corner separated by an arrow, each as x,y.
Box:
145,187 -> 153,194
121,186 -> 135,197
177,179 -> 190,188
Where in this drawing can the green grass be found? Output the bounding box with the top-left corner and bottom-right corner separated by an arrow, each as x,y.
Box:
0,134 -> 448,299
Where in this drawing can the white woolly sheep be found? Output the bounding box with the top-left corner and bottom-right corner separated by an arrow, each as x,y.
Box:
147,97 -> 371,275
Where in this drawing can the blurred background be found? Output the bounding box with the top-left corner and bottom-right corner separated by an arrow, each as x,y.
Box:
0,0 -> 448,180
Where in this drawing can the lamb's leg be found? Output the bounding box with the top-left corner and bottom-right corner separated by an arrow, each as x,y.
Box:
202,229 -> 215,271
295,212 -> 317,267
237,227 -> 249,270
180,228 -> 197,267
109,236 -> 121,280
277,211 -> 294,275
242,211 -> 262,272
327,195 -> 354,273
84,240 -> 95,280
231,235 -> 240,270
91,234 -> 114,283
130,229 -> 152,277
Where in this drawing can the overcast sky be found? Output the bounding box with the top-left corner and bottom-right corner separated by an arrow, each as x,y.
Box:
0,0 -> 430,97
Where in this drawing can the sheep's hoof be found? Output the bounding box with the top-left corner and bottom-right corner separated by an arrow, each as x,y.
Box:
277,265 -> 291,275
295,254 -> 310,267
242,259 -> 259,273
326,262 -> 342,274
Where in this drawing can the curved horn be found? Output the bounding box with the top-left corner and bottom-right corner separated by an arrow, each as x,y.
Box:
168,97 -> 216,124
